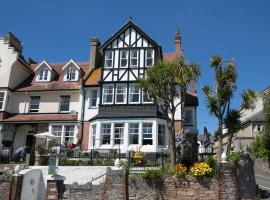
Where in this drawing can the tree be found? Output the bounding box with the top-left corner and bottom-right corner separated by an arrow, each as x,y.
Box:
241,89 -> 257,110
202,55 -> 237,158
139,56 -> 200,167
262,89 -> 270,167
224,109 -> 241,155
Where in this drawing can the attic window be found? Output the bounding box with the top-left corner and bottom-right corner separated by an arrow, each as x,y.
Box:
66,68 -> 77,81
38,68 -> 49,81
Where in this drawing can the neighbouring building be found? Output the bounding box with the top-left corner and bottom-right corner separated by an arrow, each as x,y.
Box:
0,20 -> 198,156
214,87 -> 267,152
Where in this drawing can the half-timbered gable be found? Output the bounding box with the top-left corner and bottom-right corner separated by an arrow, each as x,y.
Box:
99,20 -> 162,106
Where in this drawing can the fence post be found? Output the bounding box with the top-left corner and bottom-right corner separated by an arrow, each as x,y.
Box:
90,149 -> 93,165
161,149 -> 164,172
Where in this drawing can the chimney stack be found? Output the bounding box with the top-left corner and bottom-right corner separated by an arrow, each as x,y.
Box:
90,37 -> 101,69
174,28 -> 183,56
6,32 -> 23,53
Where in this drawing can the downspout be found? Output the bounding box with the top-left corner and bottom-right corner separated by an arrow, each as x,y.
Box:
79,82 -> 85,149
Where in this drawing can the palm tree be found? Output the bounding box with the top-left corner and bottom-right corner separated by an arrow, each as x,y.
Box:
139,56 -> 200,167
202,55 -> 237,158
224,109 -> 241,155
241,89 -> 257,110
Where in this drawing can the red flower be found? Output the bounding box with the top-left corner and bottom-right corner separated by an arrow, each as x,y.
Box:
67,143 -> 73,148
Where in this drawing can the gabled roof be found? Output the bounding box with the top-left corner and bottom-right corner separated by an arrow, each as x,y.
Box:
34,60 -> 53,72
84,68 -> 101,86
62,59 -> 85,75
100,20 -> 162,51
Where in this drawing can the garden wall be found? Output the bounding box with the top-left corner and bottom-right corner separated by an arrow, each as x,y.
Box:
128,175 -> 218,200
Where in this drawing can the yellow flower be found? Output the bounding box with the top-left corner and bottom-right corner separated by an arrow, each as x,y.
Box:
190,162 -> 213,177
171,163 -> 187,177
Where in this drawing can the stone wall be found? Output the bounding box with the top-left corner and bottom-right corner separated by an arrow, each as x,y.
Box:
0,175 -> 11,200
128,175 -> 218,200
64,182 -> 104,200
254,158 -> 270,177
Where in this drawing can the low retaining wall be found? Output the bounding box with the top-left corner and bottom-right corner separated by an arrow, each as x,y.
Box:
0,175 -> 12,200
129,175 -> 218,200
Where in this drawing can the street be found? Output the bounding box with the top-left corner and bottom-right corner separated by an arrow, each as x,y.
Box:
256,175 -> 270,199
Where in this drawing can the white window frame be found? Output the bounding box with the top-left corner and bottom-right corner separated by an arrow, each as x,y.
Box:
129,84 -> 140,104
142,123 -> 153,145
145,49 -> 154,67
37,68 -> 50,82
89,89 -> 98,108
114,123 -> 124,145
129,123 -> 139,145
29,96 -> 40,113
102,85 -> 114,104
101,123 -> 111,145
158,124 -> 166,146
91,124 -> 97,147
105,50 -> 113,68
130,50 -> 139,68
0,92 -> 5,110
120,50 -> 129,68
65,67 -> 78,81
60,95 -> 70,112
51,126 -> 62,144
115,84 -> 127,104
64,125 -> 75,144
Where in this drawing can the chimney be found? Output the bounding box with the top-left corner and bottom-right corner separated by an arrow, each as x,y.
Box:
174,28 -> 183,56
90,37 -> 101,69
6,32 -> 23,53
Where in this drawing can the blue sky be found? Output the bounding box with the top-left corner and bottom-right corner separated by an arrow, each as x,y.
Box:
1,0 -> 269,134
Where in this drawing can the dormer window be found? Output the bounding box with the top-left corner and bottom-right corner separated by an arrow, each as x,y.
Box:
38,68 -> 49,81
66,68 -> 77,81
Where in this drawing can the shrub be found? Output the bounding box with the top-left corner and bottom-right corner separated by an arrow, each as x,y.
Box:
142,170 -> 163,179
227,152 -> 241,162
170,163 -> 187,178
190,162 -> 213,177
205,156 -> 219,173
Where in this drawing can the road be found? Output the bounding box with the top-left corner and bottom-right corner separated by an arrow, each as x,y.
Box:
256,175 -> 270,199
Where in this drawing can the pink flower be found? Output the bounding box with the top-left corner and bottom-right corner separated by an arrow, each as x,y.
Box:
67,143 -> 73,148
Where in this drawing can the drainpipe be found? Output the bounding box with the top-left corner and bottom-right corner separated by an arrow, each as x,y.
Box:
79,81 -> 85,149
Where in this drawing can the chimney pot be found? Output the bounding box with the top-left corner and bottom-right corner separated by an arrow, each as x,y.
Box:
174,28 -> 183,56
90,37 -> 101,69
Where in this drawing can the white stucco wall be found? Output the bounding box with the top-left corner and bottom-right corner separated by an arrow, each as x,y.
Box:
83,87 -> 100,121
8,90 -> 80,113
241,96 -> 263,122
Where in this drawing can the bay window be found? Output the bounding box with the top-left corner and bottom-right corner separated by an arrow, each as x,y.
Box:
103,85 -> 114,104
129,84 -> 140,103
129,123 -> 139,145
101,124 -> 111,145
184,110 -> 193,125
115,84 -> 127,104
142,123 -> 153,145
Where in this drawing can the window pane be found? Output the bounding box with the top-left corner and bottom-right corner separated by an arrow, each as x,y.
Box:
60,96 -> 70,112
142,123 -> 153,145
91,124 -> 96,146
103,85 -> 113,104
130,50 -> 138,67
143,92 -> 152,103
0,92 -> 4,110
114,123 -> 124,145
90,90 -> 98,107
101,124 -> 111,145
105,51 -> 113,68
184,110 -> 192,125
158,124 -> 165,146
64,126 -> 74,143
129,85 -> 140,103
129,123 -> 139,145
52,126 -> 62,144
146,49 -> 154,67
120,50 -> 128,68
30,96 -> 40,112
116,84 -> 126,103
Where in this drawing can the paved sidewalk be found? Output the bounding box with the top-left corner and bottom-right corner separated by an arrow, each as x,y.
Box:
256,175 -> 270,199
